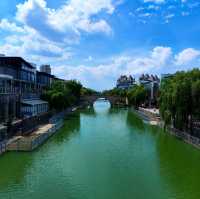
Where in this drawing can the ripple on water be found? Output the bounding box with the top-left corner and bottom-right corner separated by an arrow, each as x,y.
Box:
0,101 -> 200,199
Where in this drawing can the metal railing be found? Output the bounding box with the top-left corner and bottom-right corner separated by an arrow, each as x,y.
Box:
0,141 -> 6,155
169,127 -> 200,147
0,87 -> 20,94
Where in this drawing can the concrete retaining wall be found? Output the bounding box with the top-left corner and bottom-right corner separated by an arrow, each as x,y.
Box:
7,120 -> 63,152
0,142 -> 6,155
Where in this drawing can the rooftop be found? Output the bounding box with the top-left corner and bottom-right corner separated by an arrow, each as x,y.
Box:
0,56 -> 35,69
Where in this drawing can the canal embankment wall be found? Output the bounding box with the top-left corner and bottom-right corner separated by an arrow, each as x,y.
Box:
7,121 -> 63,151
0,141 -> 6,155
133,107 -> 162,126
167,127 -> 200,149
0,105 -> 80,155
133,107 -> 200,149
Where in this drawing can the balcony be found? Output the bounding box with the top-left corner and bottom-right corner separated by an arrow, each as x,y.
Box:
0,87 -> 20,94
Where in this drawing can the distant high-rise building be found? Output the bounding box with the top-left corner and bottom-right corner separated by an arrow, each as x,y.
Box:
139,74 -> 160,106
40,65 -> 51,74
116,75 -> 136,89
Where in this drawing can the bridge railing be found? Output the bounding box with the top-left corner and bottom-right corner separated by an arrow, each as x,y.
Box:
80,95 -> 127,106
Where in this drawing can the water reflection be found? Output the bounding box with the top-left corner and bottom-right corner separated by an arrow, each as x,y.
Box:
126,110 -> 145,131
81,107 -> 96,117
93,99 -> 111,114
108,107 -> 123,115
155,132 -> 200,199
0,153 -> 33,190
1,102 -> 200,199
53,112 -> 81,143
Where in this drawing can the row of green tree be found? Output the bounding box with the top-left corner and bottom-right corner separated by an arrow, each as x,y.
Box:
102,86 -> 148,108
102,88 -> 127,98
42,80 -> 82,111
42,80 -> 97,111
127,85 -> 148,108
159,68 -> 200,133
46,68 -> 200,134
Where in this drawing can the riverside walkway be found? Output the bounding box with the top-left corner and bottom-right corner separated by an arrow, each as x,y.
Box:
7,121 -> 63,152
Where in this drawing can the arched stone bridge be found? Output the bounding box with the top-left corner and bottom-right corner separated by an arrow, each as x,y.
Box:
80,95 -> 128,107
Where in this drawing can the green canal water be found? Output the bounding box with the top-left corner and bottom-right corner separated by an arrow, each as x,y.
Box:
0,100 -> 200,199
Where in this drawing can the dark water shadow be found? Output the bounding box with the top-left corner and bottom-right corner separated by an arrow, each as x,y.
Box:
154,126 -> 200,199
80,107 -> 96,117
52,111 -> 81,144
0,152 -> 33,190
126,110 -> 145,132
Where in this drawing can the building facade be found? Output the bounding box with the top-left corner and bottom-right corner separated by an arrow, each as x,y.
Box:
36,71 -> 54,89
139,74 -> 160,106
0,57 -> 53,126
40,64 -> 51,75
21,99 -> 49,117
0,57 -> 37,124
116,75 -> 136,90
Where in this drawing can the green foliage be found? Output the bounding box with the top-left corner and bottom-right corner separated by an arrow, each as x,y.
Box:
41,80 -> 82,111
192,80 -> 200,118
127,85 -> 148,108
159,68 -> 200,132
81,87 -> 98,96
102,88 -> 127,97
102,86 -> 147,108
163,110 -> 171,130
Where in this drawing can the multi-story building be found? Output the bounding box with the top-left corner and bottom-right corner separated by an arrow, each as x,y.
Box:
0,57 -> 36,92
139,74 -> 160,106
0,56 -> 53,124
40,64 -> 51,75
116,75 -> 136,90
0,57 -> 37,124
0,56 -> 71,141
21,99 -> 49,117
36,71 -> 54,89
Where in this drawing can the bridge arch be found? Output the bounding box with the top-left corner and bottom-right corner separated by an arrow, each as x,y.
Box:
80,95 -> 128,107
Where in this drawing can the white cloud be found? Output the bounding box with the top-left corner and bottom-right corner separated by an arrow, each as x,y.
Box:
0,0 -> 199,90
0,27 -> 72,64
77,19 -> 112,35
136,0 -> 196,24
139,13 -> 154,18
85,56 -> 93,62
175,48 -> 200,65
0,0 -> 119,66
147,5 -> 160,10
181,12 -> 189,16
144,0 -> 165,4
181,12 -> 190,16
53,46 -> 200,90
188,2 -> 200,9
16,0 -> 115,39
151,46 -> 172,65
164,13 -> 175,23
165,14 -> 175,19
0,19 -> 24,33
53,46 -> 173,90
136,7 -> 145,12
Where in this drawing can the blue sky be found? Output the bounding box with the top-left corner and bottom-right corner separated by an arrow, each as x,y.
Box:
0,0 -> 200,90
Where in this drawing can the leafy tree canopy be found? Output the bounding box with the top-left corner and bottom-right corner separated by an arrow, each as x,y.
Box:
159,68 -> 200,133
41,80 -> 82,111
